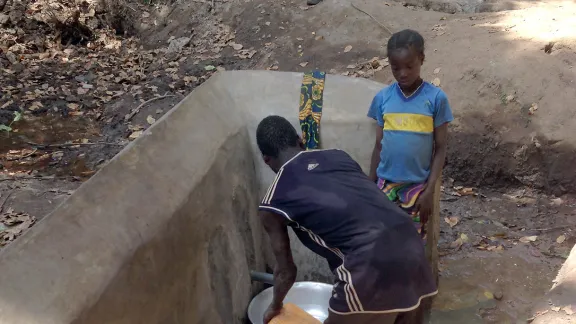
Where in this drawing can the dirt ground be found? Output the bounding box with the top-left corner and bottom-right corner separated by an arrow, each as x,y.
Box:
1,0 -> 575,322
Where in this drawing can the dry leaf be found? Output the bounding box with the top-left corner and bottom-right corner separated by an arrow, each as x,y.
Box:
77,87 -> 89,95
29,101 -> 44,111
551,306 -> 560,312
484,291 -> 494,299
183,76 -> 198,83
450,233 -> 469,249
551,197 -> 563,206
235,49 -> 257,59
433,67 -> 441,74
1,100 -> 13,109
519,235 -> 538,243
346,64 -> 357,69
315,35 -> 324,41
146,115 -> 156,125
556,235 -> 566,244
444,216 -> 459,228
299,62 -> 309,67
529,103 -> 538,115
379,59 -> 390,68
344,45 -> 353,53
269,66 -> 279,70
431,78 -> 441,86
229,42 -> 243,50
458,187 -> 475,196
563,305 -> 574,315
129,130 -> 143,140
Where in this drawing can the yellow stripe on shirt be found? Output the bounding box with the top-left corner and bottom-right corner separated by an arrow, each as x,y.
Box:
383,113 -> 433,133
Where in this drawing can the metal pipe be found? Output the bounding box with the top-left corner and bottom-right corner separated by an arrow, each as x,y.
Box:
250,271 -> 274,285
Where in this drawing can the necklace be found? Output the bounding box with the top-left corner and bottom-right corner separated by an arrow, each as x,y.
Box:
400,80 -> 424,98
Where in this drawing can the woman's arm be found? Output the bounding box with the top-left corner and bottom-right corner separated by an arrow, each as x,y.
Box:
260,211 -> 297,323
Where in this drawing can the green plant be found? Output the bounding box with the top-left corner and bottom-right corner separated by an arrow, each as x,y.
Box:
0,111 -> 22,132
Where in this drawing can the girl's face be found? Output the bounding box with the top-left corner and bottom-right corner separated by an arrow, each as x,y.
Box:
388,47 -> 424,89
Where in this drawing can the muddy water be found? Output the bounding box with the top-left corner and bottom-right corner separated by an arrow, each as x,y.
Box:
430,188 -> 572,323
0,115 -> 100,177
432,247 -> 559,323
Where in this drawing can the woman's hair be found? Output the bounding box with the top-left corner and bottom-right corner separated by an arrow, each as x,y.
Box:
387,29 -> 425,56
256,115 -> 300,158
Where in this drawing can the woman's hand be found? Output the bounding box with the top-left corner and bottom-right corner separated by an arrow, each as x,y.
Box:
263,303 -> 283,323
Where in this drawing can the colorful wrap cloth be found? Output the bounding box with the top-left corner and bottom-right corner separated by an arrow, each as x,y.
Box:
299,71 -> 325,150
377,178 -> 426,237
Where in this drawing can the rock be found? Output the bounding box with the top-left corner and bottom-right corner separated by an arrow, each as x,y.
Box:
494,291 -> 504,300
167,37 -> 191,53
11,63 -> 24,73
5,51 -> 17,64
0,13 -> 9,25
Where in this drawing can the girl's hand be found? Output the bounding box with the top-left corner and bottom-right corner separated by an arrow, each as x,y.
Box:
415,189 -> 433,225
263,303 -> 282,323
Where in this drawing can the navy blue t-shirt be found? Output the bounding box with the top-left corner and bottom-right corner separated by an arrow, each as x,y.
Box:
259,149 -> 418,268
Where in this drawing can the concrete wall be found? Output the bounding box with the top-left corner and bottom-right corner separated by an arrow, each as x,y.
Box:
531,244 -> 576,324
0,71 -> 383,323
218,71 -> 383,282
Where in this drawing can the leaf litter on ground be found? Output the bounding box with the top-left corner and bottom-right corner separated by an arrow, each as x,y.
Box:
0,208 -> 36,246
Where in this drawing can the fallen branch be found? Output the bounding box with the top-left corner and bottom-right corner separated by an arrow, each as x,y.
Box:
531,225 -> 570,233
0,175 -> 77,182
6,149 -> 38,161
351,3 -> 394,35
26,142 -> 123,149
124,93 -> 177,122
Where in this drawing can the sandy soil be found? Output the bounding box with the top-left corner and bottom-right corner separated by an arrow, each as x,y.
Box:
1,0 -> 576,321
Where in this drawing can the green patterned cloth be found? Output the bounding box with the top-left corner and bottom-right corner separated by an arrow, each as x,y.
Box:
299,71 -> 325,150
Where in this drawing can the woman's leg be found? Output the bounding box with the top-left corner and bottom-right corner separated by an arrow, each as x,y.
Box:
394,305 -> 425,324
324,311 -> 398,324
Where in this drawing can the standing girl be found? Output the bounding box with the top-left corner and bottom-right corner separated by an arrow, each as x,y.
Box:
368,29 -> 454,236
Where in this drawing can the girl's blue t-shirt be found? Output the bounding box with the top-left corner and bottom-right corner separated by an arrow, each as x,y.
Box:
367,82 -> 454,184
